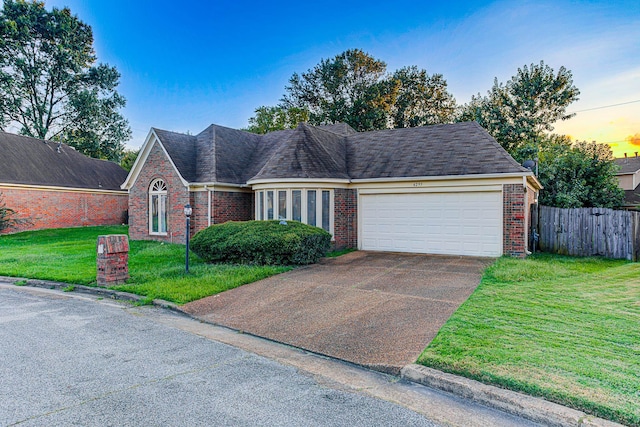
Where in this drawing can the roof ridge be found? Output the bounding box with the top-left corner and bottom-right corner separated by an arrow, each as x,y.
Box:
211,125 -> 217,182
250,127 -> 299,180
468,121 -> 527,172
298,123 -> 345,174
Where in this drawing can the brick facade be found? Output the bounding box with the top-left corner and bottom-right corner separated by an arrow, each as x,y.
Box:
212,191 -> 253,225
189,191 -> 209,235
1,186 -> 127,234
188,190 -> 253,237
128,142 -> 189,243
503,184 -> 528,257
334,188 -> 357,249
129,142 -> 255,244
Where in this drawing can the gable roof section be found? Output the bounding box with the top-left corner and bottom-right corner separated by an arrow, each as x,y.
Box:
0,131 -> 127,191
206,125 -> 262,184
347,122 -> 527,179
153,128 -> 198,182
614,156 -> 640,174
250,123 -> 349,182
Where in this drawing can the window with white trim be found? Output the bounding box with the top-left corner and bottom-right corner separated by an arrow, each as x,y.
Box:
149,179 -> 168,235
255,188 -> 334,235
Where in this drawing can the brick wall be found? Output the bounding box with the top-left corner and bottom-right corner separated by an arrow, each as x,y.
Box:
1,186 -> 127,234
187,190 -> 253,237
503,184 -> 527,257
128,141 -> 189,243
190,191 -> 209,235
212,191 -> 253,225
334,188 -> 357,249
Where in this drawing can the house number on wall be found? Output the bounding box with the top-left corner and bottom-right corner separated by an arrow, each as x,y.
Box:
412,182 -> 423,187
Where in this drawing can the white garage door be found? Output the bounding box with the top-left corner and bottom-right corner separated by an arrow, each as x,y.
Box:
360,192 -> 502,257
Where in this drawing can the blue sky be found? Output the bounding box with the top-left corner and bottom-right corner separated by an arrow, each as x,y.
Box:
37,0 -> 640,155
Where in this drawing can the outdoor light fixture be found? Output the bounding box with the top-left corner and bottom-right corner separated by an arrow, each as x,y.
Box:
184,204 -> 192,273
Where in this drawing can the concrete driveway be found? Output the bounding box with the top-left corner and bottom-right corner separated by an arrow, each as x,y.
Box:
182,251 -> 493,374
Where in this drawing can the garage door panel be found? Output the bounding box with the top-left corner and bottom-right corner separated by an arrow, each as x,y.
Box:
360,192 -> 502,257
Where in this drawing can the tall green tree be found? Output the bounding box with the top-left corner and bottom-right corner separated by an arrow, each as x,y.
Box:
515,136 -> 624,208
390,66 -> 456,128
0,0 -> 131,161
281,49 -> 394,131
245,105 -> 309,134
260,49 -> 456,132
459,61 -> 579,153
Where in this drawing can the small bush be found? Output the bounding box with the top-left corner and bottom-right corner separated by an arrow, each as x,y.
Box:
191,220 -> 331,265
0,192 -> 18,232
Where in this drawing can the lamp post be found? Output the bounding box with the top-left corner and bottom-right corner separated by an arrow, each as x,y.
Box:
184,204 -> 192,273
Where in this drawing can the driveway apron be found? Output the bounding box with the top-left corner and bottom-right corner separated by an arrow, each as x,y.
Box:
181,251 -> 493,374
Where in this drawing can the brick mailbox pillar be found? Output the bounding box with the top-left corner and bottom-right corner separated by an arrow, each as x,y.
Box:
97,235 -> 129,286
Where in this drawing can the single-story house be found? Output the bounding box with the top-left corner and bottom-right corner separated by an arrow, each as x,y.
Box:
122,121 -> 541,257
614,153 -> 640,209
0,131 -> 129,234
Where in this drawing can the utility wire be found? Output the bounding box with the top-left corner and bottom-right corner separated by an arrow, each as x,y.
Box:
570,99 -> 640,114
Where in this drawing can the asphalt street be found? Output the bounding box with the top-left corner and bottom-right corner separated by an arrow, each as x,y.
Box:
0,283 -> 537,427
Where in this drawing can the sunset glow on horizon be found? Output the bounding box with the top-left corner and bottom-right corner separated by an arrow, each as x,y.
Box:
554,99 -> 640,159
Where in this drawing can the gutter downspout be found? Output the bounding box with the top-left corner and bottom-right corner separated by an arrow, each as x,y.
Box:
205,185 -> 212,227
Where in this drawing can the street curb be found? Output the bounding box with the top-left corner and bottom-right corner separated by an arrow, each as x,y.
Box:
401,364 -> 624,427
0,276 -> 180,312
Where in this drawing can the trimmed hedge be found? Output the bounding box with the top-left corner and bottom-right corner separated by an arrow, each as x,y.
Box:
191,220 -> 332,265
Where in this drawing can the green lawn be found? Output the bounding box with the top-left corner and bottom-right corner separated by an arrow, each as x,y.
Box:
417,253 -> 640,426
0,226 -> 291,304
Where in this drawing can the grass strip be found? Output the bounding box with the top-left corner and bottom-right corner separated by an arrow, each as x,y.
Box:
417,253 -> 640,426
0,226 -> 291,304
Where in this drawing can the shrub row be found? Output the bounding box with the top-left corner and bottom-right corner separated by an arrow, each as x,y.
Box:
191,220 -> 331,265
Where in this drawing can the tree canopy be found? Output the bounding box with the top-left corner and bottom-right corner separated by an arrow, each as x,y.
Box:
538,140 -> 624,208
255,49 -> 455,132
458,61 -> 579,153
514,136 -> 624,208
0,0 -> 131,161
245,105 -> 309,134
280,49 -> 393,131
390,66 -> 456,128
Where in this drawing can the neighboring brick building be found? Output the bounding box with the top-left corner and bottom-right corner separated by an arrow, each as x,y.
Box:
0,131 -> 128,234
123,122 -> 540,257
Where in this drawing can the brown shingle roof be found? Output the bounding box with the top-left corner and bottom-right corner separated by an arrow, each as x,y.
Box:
347,122 -> 526,179
0,131 -> 128,191
150,121 -> 526,185
251,123 -> 349,181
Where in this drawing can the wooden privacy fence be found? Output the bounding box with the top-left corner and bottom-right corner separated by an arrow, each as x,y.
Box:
538,206 -> 640,261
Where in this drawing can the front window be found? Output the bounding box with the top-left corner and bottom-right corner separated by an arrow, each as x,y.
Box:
255,188 -> 334,236
266,191 -> 274,220
292,190 -> 302,221
322,190 -> 330,232
149,179 -> 168,235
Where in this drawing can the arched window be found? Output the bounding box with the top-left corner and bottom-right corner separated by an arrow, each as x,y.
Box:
149,179 -> 168,234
